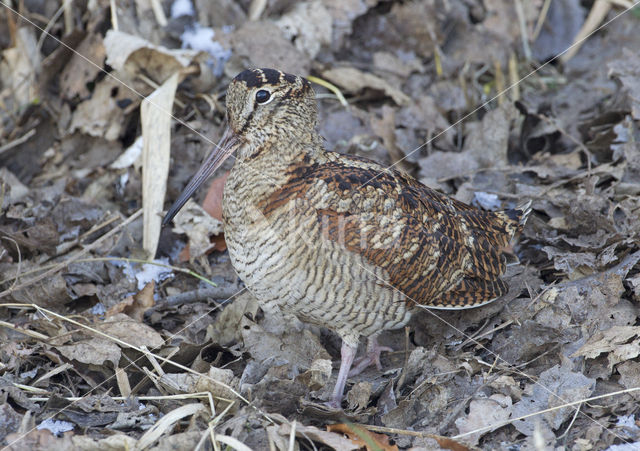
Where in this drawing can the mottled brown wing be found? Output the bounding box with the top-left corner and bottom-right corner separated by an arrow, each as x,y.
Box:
315,207 -> 471,305
259,153 -> 525,308
393,170 -> 524,249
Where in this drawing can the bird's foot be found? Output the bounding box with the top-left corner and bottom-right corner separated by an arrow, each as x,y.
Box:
348,341 -> 393,377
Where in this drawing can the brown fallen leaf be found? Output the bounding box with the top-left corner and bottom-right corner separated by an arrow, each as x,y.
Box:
327,423 -> 398,451
178,242 -> 191,262
9,270 -> 71,307
370,105 -> 410,172
209,234 -> 227,253
202,171 -> 229,221
430,435 -> 473,451
177,237 -> 227,262
106,280 -> 155,322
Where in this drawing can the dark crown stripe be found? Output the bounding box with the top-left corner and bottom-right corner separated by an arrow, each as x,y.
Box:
234,68 -> 309,90
235,68 -> 286,88
234,69 -> 268,88
283,72 -> 297,84
261,68 -> 282,85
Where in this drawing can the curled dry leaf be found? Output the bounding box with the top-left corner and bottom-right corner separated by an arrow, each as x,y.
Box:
142,72 -> 179,258
95,313 -> 164,349
206,291 -> 260,345
195,366 -> 239,402
71,433 -> 137,450
322,67 -> 410,105
106,280 -> 155,322
103,30 -> 207,84
454,394 -> 513,445
172,198 -> 224,260
69,76 -> 130,141
159,367 -> 238,400
572,326 -> 640,368
60,32 -> 106,101
55,338 -> 121,368
346,381 -> 373,411
109,136 -> 143,170
0,168 -> 29,204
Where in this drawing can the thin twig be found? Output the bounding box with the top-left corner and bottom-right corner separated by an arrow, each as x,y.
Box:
307,75 -> 348,107
396,326 -> 410,390
558,402 -> 582,441
532,0 -> 552,41
153,285 -> 241,309
0,128 -> 36,156
0,319 -> 49,340
35,4 -> 64,53
514,0 -> 532,60
0,255 -> 217,288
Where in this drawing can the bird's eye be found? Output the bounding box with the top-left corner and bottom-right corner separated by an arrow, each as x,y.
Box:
255,89 -> 271,104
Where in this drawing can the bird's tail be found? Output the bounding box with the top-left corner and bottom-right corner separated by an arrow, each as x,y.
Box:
515,199 -> 532,226
511,199 -> 532,230
499,199 -> 532,236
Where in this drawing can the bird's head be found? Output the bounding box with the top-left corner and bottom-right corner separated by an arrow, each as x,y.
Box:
226,68 -> 317,153
162,68 -> 316,226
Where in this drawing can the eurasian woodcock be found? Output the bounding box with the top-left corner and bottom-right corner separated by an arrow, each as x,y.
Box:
164,68 -> 531,408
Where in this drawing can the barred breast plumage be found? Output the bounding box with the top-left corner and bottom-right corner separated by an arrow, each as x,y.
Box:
164,68 -> 531,408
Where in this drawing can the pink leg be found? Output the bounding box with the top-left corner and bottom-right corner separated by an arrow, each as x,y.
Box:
348,335 -> 393,377
326,341 -> 357,409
